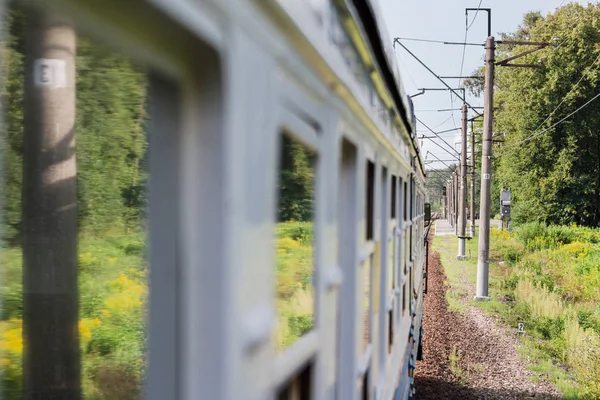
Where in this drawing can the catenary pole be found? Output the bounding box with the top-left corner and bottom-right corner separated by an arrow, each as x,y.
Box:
22,10 -> 81,399
457,103 -> 468,259
470,121 -> 476,237
475,36 -> 495,301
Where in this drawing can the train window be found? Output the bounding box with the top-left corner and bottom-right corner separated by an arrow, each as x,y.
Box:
409,268 -> 414,315
402,282 -> 407,317
275,133 -> 317,352
403,181 -> 408,221
362,257 -> 372,352
410,178 -> 414,261
388,234 -> 394,295
366,160 -> 375,241
388,310 -> 394,353
2,13 -> 152,399
277,361 -> 312,400
391,175 -> 397,219
336,138 -> 357,395
361,368 -> 370,400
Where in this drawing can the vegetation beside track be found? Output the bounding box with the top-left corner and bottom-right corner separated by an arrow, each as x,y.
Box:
436,223 -> 600,399
275,222 -> 315,350
1,233 -> 147,399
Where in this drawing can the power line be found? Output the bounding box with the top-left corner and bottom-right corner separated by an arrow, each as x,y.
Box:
466,0 -> 484,31
455,1 -> 483,125
417,117 -> 460,156
504,16 -> 580,91
510,50 -> 600,145
395,37 -> 483,46
393,39 -> 483,117
395,45 -> 420,93
431,114 -> 454,129
501,90 -> 600,149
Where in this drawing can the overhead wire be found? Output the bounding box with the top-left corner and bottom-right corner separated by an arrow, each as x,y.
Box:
494,1 -> 584,155
500,91 -> 600,150
395,2 -> 485,166
501,4 -> 580,97
416,117 -> 460,156
501,50 -> 600,149
451,0 -> 483,136
466,0 -> 484,31
434,115 -> 456,129
396,52 -> 419,92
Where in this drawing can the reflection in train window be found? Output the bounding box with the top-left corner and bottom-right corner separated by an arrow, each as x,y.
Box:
2,10 -> 149,399
362,257 -> 372,353
403,181 -> 408,222
366,160 -> 375,241
388,235 -> 394,295
275,133 -> 316,351
391,175 -> 397,219
402,283 -> 407,317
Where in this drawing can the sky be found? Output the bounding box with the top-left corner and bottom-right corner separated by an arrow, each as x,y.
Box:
377,0 -> 587,170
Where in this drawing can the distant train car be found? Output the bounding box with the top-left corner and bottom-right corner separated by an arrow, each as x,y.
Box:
17,0 -> 427,399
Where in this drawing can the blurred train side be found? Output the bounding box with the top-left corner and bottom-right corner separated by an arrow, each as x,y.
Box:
17,0 -> 428,399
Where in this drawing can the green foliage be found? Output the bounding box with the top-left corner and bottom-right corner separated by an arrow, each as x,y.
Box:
483,224 -> 600,396
1,233 -> 147,399
275,223 -> 315,350
466,4 -> 600,227
76,38 -> 148,233
277,135 -> 316,222
0,7 -> 148,243
0,6 -> 149,399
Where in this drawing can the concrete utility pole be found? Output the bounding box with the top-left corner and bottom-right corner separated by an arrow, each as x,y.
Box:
475,36 -> 495,301
22,11 -> 81,399
457,103 -> 468,259
470,121 -> 476,237
453,170 -> 458,235
449,175 -> 454,225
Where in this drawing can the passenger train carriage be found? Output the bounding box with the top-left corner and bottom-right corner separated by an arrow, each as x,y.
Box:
17,0 -> 428,399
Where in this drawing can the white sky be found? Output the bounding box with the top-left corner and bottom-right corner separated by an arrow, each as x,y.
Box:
377,0 -> 588,169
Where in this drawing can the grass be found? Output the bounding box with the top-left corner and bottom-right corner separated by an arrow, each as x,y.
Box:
0,221 -> 318,396
1,231 -> 147,400
449,345 -> 469,385
0,222 -> 316,398
274,222 -> 315,351
434,221 -> 600,398
432,232 -> 479,312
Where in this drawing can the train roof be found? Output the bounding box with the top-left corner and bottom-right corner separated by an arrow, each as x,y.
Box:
347,0 -> 424,177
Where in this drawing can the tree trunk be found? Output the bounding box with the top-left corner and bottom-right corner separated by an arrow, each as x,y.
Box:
22,10 -> 80,400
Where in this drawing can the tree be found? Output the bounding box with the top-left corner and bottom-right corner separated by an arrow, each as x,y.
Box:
277,134 -> 316,222
465,4 -> 600,226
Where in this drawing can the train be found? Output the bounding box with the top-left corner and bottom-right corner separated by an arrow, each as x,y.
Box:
19,0 -> 429,399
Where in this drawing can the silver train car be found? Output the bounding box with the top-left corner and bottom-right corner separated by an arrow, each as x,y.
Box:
19,0 -> 428,399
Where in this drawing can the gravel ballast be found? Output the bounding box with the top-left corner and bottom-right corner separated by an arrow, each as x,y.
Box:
414,237 -> 562,400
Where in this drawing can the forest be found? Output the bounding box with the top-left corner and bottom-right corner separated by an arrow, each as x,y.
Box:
463,3 -> 600,227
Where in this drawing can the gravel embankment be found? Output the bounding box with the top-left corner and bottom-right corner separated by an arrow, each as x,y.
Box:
414,236 -> 562,400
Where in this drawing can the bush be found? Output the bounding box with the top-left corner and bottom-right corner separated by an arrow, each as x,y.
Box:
490,223 -> 600,397
564,318 -> 600,397
538,317 -> 565,340
517,222 -> 548,248
274,224 -> 315,350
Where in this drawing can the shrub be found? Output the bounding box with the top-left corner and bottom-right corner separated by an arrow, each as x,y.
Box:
274,224 -> 315,350
515,280 -> 564,320
564,317 -> 600,397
